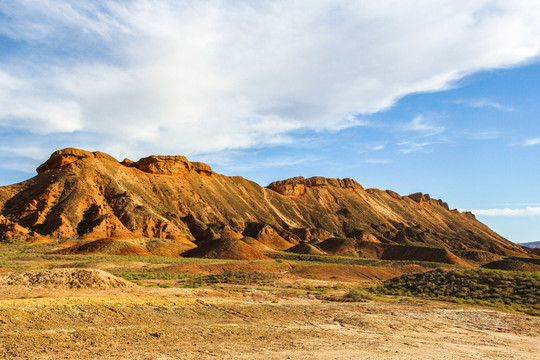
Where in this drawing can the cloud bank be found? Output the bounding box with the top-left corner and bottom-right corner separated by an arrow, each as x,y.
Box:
1,1 -> 540,160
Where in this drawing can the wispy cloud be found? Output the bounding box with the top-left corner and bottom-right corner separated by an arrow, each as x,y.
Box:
366,144 -> 385,151
399,116 -> 445,137
366,159 -> 390,164
455,98 -> 513,111
0,146 -> 50,160
397,141 -> 433,154
466,207 -> 540,216
521,137 -> 540,147
1,1 -> 540,160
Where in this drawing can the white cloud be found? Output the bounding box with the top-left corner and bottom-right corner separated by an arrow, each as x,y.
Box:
467,207 -> 540,216
455,98 -> 513,111
400,116 -> 445,136
522,137 -> 540,146
397,141 -> 433,154
365,144 -> 385,151
1,1 -> 540,158
0,146 -> 49,160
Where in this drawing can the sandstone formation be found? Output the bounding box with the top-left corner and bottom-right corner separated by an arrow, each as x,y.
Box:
0,148 -> 531,263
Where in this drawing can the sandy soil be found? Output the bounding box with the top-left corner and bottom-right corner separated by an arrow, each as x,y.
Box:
0,287 -> 538,359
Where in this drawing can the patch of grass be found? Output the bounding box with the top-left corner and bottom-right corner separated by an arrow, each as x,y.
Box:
377,268 -> 540,315
267,252 -> 455,269
111,271 -> 194,281
343,288 -> 376,301
197,270 -> 282,286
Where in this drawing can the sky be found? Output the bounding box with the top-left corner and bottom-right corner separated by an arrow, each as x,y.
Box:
0,1 -> 539,244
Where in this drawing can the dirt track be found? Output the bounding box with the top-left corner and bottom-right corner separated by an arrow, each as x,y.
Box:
0,288 -> 538,359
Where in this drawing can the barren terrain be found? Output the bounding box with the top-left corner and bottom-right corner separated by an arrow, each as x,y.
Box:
0,286 -> 538,360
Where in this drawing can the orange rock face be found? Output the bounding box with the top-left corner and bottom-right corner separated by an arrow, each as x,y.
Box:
267,176 -> 362,196
131,156 -> 213,176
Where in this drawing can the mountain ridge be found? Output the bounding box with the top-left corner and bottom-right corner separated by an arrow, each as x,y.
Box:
0,148 -> 532,262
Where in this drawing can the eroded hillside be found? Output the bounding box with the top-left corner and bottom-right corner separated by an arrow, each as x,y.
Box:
0,148 -> 530,263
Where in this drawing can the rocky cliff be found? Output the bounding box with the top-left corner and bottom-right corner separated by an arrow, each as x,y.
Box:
0,148 -> 528,261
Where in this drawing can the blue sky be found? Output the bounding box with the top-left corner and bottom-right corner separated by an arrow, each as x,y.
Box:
1,1 -> 540,244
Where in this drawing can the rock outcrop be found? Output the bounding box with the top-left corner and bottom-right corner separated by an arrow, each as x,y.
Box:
268,176 -> 361,196
131,155 -> 213,176
37,148 -> 117,174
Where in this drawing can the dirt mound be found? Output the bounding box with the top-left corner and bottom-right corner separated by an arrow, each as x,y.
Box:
57,240 -> 78,247
287,243 -> 326,255
144,238 -> 196,257
241,237 -> 275,252
243,223 -> 295,250
146,242 -> 195,257
182,238 -> 270,260
219,228 -> 243,239
454,250 -> 502,265
55,239 -> 152,256
0,268 -> 133,289
481,259 -> 540,272
381,245 -> 471,266
318,238 -> 385,258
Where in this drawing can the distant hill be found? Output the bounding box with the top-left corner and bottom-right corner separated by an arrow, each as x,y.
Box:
0,148 -> 530,263
519,241 -> 540,249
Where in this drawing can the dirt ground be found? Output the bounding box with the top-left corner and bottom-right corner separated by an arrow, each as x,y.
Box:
0,287 -> 538,360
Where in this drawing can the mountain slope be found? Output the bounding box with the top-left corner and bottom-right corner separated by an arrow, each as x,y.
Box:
0,148 -> 527,259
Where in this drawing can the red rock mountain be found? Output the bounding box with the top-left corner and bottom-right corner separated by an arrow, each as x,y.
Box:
0,148 -> 530,262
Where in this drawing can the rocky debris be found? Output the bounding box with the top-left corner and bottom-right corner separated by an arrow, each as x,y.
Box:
0,268 -> 133,289
267,176 -> 362,196
182,238 -> 270,260
37,148 -> 117,173
243,223 -> 295,250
